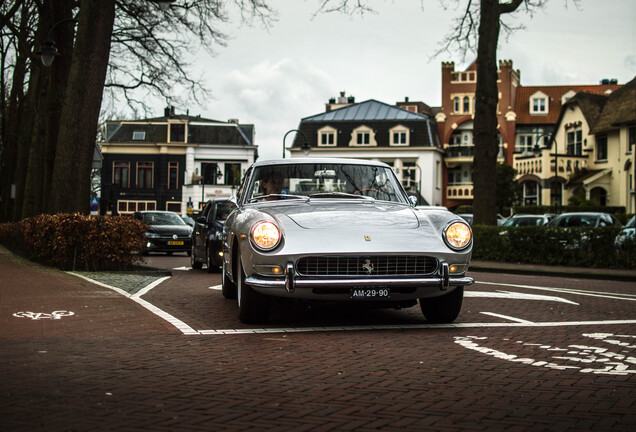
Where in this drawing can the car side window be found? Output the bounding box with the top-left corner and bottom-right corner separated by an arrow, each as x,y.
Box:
236,167 -> 251,204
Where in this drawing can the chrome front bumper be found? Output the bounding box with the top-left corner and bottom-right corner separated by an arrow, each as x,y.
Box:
245,261 -> 474,300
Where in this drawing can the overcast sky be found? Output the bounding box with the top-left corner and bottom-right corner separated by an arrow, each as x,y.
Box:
172,0 -> 635,160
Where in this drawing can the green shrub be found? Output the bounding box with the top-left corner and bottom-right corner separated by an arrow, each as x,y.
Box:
0,214 -> 147,271
472,225 -> 635,269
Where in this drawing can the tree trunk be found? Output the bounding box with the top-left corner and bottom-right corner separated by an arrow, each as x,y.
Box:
0,4 -> 30,222
472,0 -> 503,226
48,0 -> 115,215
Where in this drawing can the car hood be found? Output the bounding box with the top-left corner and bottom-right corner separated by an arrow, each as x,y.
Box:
147,225 -> 192,236
258,201 -> 420,229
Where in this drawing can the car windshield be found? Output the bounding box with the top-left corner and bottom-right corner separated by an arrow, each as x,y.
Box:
552,214 -> 599,227
246,163 -> 405,203
142,212 -> 187,226
504,216 -> 544,227
624,216 -> 635,229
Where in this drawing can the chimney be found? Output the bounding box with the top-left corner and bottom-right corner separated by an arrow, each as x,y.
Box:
164,106 -> 171,117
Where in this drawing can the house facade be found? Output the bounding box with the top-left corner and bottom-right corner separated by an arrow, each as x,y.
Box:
435,60 -> 518,208
513,81 -> 621,206
515,78 -> 635,211
288,97 -> 445,206
100,107 -> 256,215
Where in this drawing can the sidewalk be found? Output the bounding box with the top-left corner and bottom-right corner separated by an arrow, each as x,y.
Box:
0,245 -> 179,338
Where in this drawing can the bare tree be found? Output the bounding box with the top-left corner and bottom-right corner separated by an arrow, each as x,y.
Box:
1,0 -> 276,219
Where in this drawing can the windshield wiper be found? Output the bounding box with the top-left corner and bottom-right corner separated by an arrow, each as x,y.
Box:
309,192 -> 375,200
249,194 -> 309,203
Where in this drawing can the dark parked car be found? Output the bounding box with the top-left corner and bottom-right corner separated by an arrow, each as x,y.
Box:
547,212 -> 622,228
614,215 -> 635,251
133,211 -> 193,255
191,199 -> 232,272
502,214 -> 553,227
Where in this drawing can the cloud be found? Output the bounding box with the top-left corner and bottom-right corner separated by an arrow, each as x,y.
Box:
211,58 -> 337,159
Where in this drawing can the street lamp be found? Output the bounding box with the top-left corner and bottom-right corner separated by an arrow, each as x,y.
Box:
35,17 -> 77,67
283,129 -> 309,159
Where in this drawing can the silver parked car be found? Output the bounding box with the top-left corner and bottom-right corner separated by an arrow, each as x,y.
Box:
221,158 -> 474,324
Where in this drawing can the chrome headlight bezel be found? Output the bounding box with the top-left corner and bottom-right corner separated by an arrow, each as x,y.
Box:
250,221 -> 282,251
443,220 -> 473,251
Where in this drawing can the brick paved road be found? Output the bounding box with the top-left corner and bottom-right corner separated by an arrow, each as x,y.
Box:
1,250 -> 635,431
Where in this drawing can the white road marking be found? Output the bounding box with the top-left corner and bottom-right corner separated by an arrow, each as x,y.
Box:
477,281 -> 636,302
465,290 -> 579,305
69,272 -> 199,335
195,320 -> 636,335
455,334 -> 636,376
173,266 -> 192,271
13,311 -> 75,320
480,312 -> 535,324
209,285 -> 222,291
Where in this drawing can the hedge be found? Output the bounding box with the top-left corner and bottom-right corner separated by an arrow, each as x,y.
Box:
472,225 -> 636,269
0,214 -> 147,271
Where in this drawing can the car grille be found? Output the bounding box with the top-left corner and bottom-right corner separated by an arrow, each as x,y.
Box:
296,256 -> 438,277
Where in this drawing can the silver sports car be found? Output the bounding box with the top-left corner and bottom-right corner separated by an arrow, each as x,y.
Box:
222,158 -> 473,324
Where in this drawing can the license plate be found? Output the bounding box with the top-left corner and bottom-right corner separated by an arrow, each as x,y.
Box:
350,288 -> 390,299
167,241 -> 184,245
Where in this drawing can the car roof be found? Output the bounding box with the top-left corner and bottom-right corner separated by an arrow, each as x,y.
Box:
251,158 -> 391,168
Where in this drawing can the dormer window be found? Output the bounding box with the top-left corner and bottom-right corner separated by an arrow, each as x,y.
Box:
317,126 -> 337,147
561,90 -> 576,104
169,123 -> 185,142
349,126 -> 377,147
390,125 -> 409,146
132,131 -> 146,141
530,91 -> 549,115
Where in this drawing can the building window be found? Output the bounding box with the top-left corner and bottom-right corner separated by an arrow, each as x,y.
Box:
628,126 -> 635,153
136,162 -> 154,188
453,97 -> 460,113
596,135 -> 608,161
518,135 -> 533,154
166,202 -> 181,212
523,181 -> 539,206
320,132 -> 335,146
170,123 -> 185,142
393,132 -> 407,145
117,200 -> 156,214
113,161 -> 130,188
550,182 -> 562,206
357,132 -> 370,145
463,96 -> 470,113
132,131 -> 146,141
225,163 -> 242,187
168,162 -> 178,190
566,130 -> 583,156
531,97 -> 547,114
201,162 -> 220,185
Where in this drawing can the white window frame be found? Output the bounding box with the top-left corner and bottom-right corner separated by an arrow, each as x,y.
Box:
317,126 -> 337,147
349,126 -> 377,147
132,131 -> 146,140
390,125 -> 409,146
530,91 -> 549,115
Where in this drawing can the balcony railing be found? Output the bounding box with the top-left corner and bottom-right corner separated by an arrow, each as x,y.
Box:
446,145 -> 504,160
447,183 -> 473,200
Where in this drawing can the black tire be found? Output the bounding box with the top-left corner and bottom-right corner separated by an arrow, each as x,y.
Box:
221,260 -> 237,299
237,257 -> 270,324
191,244 -> 202,270
419,287 -> 464,323
206,246 -> 219,273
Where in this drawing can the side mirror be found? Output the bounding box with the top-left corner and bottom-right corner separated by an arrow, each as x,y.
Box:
196,216 -> 207,224
228,196 -> 238,208
408,196 -> 418,207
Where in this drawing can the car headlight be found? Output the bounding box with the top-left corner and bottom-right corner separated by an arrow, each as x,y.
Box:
250,221 -> 281,251
444,221 -> 472,250
145,232 -> 161,239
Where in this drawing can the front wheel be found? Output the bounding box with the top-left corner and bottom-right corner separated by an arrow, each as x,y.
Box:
419,287 -> 464,323
237,257 -> 270,324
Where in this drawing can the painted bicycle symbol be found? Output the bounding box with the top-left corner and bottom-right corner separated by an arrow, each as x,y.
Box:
13,311 -> 75,320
